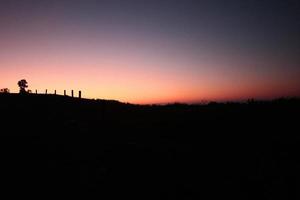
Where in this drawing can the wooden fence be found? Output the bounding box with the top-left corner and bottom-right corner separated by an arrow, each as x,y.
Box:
33,89 -> 82,98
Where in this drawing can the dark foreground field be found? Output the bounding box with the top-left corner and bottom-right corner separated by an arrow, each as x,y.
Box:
0,94 -> 299,199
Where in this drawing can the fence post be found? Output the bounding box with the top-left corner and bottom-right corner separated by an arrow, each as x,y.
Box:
71,90 -> 74,98
35,89 -> 37,94
54,90 -> 56,95
79,91 -> 81,99
46,89 -> 47,94
64,90 -> 66,96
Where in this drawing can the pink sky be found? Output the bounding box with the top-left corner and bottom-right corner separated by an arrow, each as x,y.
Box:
1,22 -> 299,104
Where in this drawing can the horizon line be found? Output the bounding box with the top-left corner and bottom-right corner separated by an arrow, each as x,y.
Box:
1,92 -> 299,106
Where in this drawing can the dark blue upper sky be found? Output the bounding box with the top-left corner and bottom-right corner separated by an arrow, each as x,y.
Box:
1,0 -> 299,60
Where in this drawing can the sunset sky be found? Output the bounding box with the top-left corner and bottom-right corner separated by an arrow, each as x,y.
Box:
0,0 -> 299,104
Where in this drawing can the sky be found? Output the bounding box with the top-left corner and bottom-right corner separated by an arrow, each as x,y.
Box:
0,0 -> 299,104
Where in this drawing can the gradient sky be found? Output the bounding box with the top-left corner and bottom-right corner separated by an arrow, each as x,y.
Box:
0,0 -> 299,104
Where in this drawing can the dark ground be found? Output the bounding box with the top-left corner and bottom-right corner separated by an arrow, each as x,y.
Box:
0,93 -> 299,199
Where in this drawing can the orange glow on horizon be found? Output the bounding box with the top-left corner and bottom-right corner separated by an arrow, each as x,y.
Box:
1,62 -> 299,105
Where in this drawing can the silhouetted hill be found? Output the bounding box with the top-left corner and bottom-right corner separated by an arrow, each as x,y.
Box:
0,93 -> 299,199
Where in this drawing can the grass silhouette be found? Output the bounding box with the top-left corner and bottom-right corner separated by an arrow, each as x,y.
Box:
0,93 -> 299,199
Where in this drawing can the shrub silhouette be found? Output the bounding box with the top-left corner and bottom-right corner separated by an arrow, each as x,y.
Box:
18,79 -> 28,94
0,88 -> 10,93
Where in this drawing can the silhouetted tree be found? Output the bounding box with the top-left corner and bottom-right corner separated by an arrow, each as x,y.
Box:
0,88 -> 10,93
18,79 -> 28,94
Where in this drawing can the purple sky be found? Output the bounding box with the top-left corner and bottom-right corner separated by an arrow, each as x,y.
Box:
0,0 -> 299,103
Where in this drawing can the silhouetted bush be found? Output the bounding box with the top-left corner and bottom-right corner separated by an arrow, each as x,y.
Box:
0,88 -> 10,93
18,79 -> 28,94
